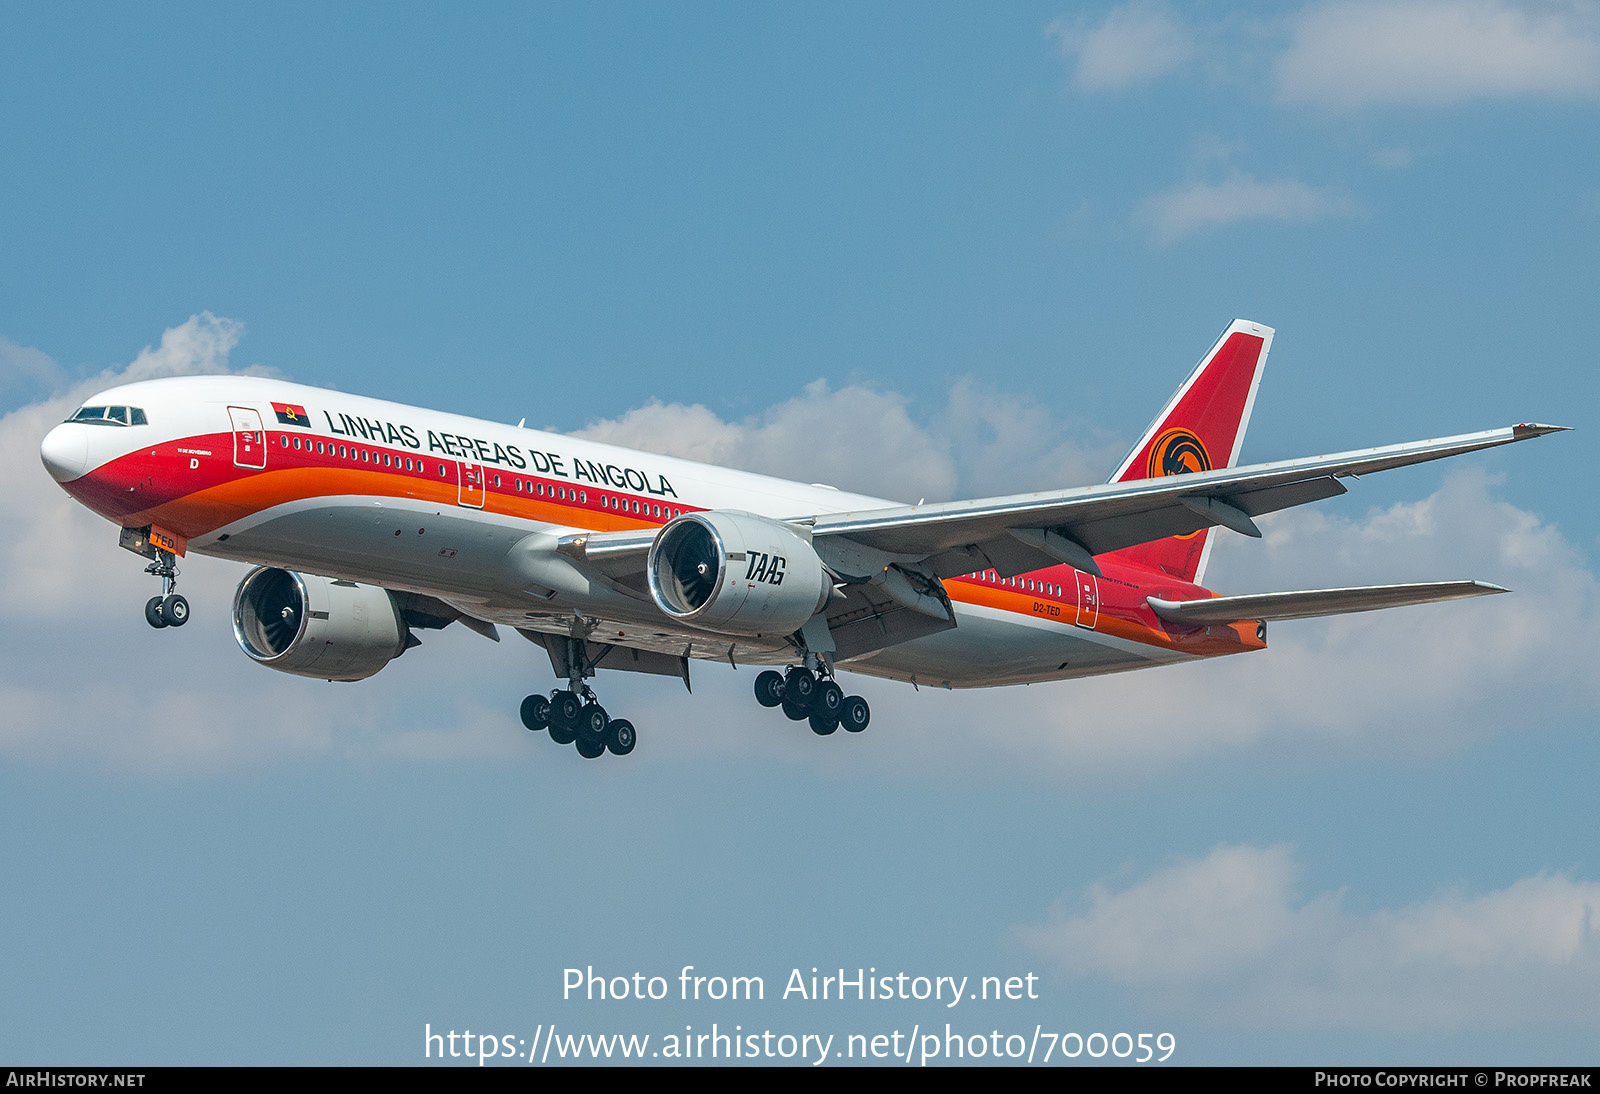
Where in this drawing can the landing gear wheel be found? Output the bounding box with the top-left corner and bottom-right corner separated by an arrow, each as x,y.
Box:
520,694 -> 551,732
548,690 -> 582,731
160,594 -> 189,627
781,697 -> 811,721
814,680 -> 844,719
841,695 -> 871,733
808,708 -> 839,736
578,703 -> 608,741
605,719 -> 636,756
754,670 -> 785,708
548,720 -> 578,745
144,596 -> 168,629
783,667 -> 817,710
574,736 -> 605,759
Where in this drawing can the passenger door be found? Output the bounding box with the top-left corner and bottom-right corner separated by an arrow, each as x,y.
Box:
229,407 -> 266,469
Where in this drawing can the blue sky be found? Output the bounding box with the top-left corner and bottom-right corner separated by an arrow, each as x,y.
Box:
2,2 -> 1597,1065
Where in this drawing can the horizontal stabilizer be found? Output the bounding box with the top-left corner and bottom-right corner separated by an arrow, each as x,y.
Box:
1148,580 -> 1509,624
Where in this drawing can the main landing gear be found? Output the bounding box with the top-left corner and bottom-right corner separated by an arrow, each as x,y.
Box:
754,666 -> 870,737
142,550 -> 190,629
519,688 -> 637,759
518,634 -> 637,760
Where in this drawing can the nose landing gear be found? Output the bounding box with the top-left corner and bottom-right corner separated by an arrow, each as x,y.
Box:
142,550 -> 189,629
754,666 -> 870,737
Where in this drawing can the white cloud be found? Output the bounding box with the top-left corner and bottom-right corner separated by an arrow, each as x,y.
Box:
0,336 -> 63,401
1049,3 -> 1195,91
1278,0 -> 1600,109
119,310 -> 247,382
1019,844 -> 1600,1028
571,377 -> 1121,504
1138,171 -> 1361,244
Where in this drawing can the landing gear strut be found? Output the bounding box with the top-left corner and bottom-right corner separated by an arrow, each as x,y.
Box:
142,549 -> 189,629
753,665 -> 870,737
519,635 -> 639,759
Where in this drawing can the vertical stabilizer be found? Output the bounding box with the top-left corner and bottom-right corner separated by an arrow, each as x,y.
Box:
1102,320 -> 1273,585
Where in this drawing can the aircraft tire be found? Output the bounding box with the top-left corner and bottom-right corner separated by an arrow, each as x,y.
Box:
520,694 -> 550,732
549,690 -> 582,730
754,670 -> 785,708
578,703 -> 608,741
161,594 -> 190,627
549,721 -> 578,746
783,667 -> 817,708
808,708 -> 839,736
841,695 -> 870,733
574,736 -> 605,759
814,680 -> 844,719
781,696 -> 810,722
144,596 -> 168,629
605,719 -> 636,756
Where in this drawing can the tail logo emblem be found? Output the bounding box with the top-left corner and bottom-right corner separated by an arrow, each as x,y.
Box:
1147,428 -> 1211,478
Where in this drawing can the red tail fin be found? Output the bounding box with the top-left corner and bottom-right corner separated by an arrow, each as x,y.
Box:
1102,320 -> 1273,585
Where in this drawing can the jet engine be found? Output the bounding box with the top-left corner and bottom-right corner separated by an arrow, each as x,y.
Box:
232,567 -> 412,681
648,511 -> 831,637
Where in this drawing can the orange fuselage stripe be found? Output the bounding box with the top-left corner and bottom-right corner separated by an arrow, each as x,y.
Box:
82,433 -> 1263,661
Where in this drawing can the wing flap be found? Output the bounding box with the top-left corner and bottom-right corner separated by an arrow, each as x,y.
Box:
1147,580 -> 1509,624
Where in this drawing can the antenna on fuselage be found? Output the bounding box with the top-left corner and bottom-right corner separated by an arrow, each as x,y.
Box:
517,418 -> 526,428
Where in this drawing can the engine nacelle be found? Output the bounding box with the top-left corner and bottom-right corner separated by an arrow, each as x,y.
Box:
232,567 -> 410,681
648,511 -> 832,637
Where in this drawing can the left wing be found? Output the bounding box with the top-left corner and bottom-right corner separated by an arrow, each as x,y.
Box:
804,423 -> 1566,579
549,422 -> 1561,661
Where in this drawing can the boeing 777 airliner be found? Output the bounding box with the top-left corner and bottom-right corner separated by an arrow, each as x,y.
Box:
38,321 -> 1564,759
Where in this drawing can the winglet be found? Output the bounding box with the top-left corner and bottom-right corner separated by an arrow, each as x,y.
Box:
1512,423 -> 1572,439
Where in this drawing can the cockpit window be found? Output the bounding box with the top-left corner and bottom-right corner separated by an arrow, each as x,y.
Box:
69,405 -> 147,426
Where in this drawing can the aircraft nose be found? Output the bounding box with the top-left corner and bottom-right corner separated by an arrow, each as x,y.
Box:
40,423 -> 88,482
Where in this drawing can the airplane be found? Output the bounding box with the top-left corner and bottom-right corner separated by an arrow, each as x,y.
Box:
37,320 -> 1564,759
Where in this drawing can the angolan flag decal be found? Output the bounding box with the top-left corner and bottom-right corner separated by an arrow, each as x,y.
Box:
273,402 -> 311,427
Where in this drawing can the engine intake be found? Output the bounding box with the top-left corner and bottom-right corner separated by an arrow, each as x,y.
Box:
232,567 -> 410,681
648,511 -> 831,637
